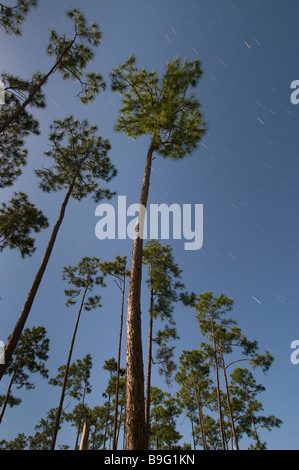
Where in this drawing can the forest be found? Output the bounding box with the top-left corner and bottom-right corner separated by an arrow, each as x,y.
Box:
0,1 -> 284,451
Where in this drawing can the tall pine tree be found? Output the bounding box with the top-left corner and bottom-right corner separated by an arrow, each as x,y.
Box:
0,8 -> 104,187
0,116 -> 116,381
111,56 -> 206,449
50,257 -> 105,449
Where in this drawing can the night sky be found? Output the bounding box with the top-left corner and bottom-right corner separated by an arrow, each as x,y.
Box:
1,0 -> 299,450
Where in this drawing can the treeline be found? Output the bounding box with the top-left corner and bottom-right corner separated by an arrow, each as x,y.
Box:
0,243 -> 282,450
0,1 -> 281,450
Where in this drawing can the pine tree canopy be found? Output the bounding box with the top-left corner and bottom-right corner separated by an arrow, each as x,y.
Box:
110,56 -> 207,159
0,0 -> 39,36
34,115 -> 117,202
0,192 -> 49,257
47,8 -> 105,104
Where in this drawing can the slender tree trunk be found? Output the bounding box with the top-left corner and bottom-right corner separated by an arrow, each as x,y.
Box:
0,37 -> 77,134
112,274 -> 126,450
103,392 -> 111,450
79,421 -> 90,450
122,420 -> 126,450
219,351 -> 239,450
125,136 -> 155,450
50,286 -> 88,450
75,427 -> 80,451
74,385 -> 87,450
0,178 -> 77,381
155,412 -> 159,450
209,313 -> 226,450
192,375 -> 207,450
0,370 -> 16,424
144,287 -> 154,448
91,422 -> 100,450
189,416 -> 196,450
116,404 -> 123,448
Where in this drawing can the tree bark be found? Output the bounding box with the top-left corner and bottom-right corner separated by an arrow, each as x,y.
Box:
144,287 -> 154,448
0,179 -> 76,381
125,137 -> 155,450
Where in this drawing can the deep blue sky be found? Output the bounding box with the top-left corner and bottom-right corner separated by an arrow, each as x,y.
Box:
1,0 -> 299,450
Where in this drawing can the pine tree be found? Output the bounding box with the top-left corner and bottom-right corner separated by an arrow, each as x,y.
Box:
101,358 -> 127,450
65,403 -> 92,450
88,405 -> 107,450
0,75 -> 44,188
216,320 -> 273,450
0,0 -> 38,36
142,240 -> 183,447
28,408 -> 65,450
0,192 -> 49,257
229,368 -> 282,450
50,258 -> 104,449
0,7 -> 104,133
149,387 -> 181,450
194,292 -> 234,449
198,415 -> 222,450
0,7 -> 105,186
64,355 -> 93,449
0,326 -> 49,424
111,57 -> 206,448
100,256 -> 130,450
175,349 -> 211,450
0,433 -> 28,450
193,292 -> 275,450
0,116 -> 116,381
